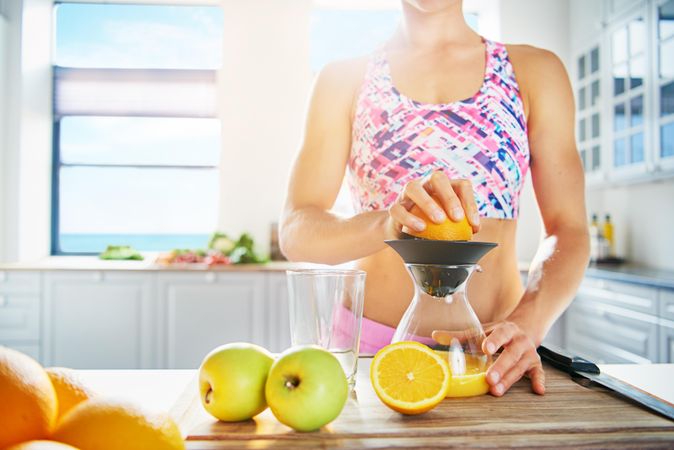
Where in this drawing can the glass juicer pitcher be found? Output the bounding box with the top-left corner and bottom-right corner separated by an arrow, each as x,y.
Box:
386,237 -> 498,397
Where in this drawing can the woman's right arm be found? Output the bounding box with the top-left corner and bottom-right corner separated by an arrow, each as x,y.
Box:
280,62 -> 480,265
280,61 -> 392,265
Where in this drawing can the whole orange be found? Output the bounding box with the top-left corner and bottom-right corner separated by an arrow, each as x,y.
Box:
5,440 -> 80,450
52,398 -> 185,450
46,367 -> 94,420
406,199 -> 473,241
0,346 -> 58,448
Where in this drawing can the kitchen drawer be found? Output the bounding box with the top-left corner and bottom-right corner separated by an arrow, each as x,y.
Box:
578,277 -> 657,315
0,271 -> 41,294
0,342 -> 41,361
660,323 -> 674,364
0,292 -> 41,340
565,300 -> 657,364
660,289 -> 674,321
565,337 -> 615,364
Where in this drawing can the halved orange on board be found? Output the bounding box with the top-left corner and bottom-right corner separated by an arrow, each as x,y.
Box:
370,341 -> 450,415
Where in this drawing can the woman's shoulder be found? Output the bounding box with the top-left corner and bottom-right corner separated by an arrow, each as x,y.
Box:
503,44 -> 569,112
504,44 -> 567,83
505,44 -> 564,69
313,55 -> 374,118
316,55 -> 371,92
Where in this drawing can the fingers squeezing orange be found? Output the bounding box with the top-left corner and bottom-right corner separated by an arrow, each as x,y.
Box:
405,196 -> 473,241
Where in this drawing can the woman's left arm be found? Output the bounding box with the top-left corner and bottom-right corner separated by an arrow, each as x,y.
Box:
483,46 -> 591,396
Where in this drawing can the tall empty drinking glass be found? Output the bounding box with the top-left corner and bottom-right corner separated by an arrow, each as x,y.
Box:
286,269 -> 366,388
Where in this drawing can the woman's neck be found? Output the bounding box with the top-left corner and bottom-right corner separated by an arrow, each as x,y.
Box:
394,1 -> 480,51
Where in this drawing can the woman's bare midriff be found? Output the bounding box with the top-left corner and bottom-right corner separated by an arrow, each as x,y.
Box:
355,218 -> 525,329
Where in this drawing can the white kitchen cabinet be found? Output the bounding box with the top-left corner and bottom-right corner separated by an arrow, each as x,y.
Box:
43,272 -> 157,369
265,273 -> 291,353
157,272 -> 266,369
569,0 -> 674,187
0,271 -> 42,361
0,271 -> 41,293
0,291 -> 41,341
578,277 -> 658,315
566,298 -> 658,363
565,279 -> 659,363
0,271 -> 41,342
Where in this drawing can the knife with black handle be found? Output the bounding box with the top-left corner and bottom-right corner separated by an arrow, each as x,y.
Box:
537,345 -> 674,421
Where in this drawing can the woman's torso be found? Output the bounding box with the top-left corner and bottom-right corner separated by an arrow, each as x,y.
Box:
347,38 -> 530,327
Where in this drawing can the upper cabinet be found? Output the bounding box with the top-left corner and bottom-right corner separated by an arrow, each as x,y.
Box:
656,0 -> 674,170
572,0 -> 674,187
576,43 -> 604,183
609,14 -> 648,177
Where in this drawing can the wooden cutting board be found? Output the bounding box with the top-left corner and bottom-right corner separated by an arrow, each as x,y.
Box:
170,358 -> 674,449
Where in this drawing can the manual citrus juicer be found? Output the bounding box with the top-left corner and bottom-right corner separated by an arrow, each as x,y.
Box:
385,235 -> 498,397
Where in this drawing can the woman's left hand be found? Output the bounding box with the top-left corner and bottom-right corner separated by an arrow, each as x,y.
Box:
481,321 -> 546,396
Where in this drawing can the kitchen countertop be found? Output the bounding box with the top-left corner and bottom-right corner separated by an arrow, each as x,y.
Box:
585,263 -> 674,290
1,257 -> 673,291
0,258 -> 531,274
77,361 -> 674,449
0,256 -> 331,272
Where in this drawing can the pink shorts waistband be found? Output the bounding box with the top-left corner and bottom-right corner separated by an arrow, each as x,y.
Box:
334,304 -> 436,355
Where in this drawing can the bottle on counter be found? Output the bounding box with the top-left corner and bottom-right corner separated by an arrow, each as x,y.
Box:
589,213 -> 601,262
589,213 -> 611,262
603,214 -> 614,257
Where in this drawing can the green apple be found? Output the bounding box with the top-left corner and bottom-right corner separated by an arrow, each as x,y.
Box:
198,342 -> 274,421
265,346 -> 348,432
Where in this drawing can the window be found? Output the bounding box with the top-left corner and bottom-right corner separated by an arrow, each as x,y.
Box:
610,16 -> 647,169
575,44 -> 602,174
658,0 -> 674,161
52,3 -> 224,254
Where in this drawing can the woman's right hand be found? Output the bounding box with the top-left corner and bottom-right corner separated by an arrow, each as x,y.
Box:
385,170 -> 481,239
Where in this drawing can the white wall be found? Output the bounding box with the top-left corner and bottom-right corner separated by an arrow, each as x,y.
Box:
0,15 -> 7,262
498,0 -> 571,263
0,0 -> 25,264
216,0 -> 313,253
16,0 -> 52,261
588,181 -> 674,271
1,0 -> 53,263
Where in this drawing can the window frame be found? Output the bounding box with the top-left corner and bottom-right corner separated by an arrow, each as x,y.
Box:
50,1 -> 222,255
606,6 -> 651,181
573,39 -> 605,187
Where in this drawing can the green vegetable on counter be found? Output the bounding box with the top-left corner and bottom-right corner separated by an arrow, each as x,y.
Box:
208,232 -> 237,254
99,245 -> 144,261
208,231 -> 268,264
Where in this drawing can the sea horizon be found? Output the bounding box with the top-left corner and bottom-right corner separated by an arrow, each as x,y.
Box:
59,233 -> 211,253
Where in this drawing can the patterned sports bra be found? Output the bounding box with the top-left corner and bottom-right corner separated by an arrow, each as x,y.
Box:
348,39 -> 530,219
